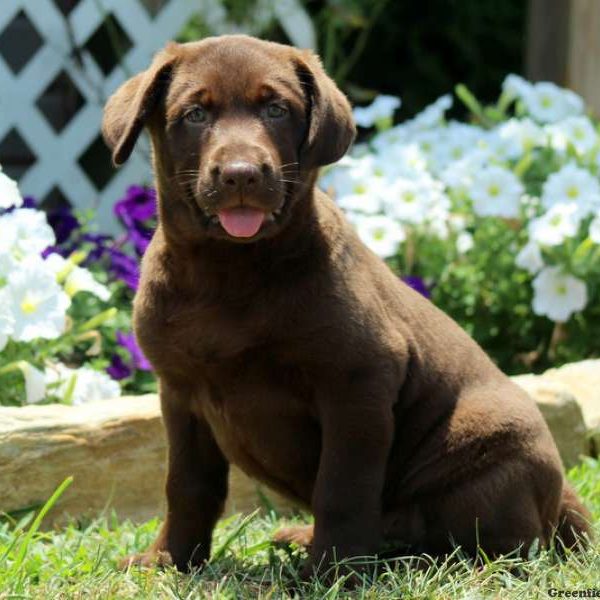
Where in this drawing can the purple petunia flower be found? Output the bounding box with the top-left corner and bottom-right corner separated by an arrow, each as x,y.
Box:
401,275 -> 431,299
80,232 -> 112,264
41,245 -> 65,259
106,355 -> 132,380
108,248 -> 140,290
1,195 -> 36,214
114,185 -> 157,225
114,186 -> 157,258
46,205 -> 80,244
116,331 -> 152,371
127,220 -> 153,256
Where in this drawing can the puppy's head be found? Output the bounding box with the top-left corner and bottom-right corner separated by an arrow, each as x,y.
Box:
103,35 -> 355,243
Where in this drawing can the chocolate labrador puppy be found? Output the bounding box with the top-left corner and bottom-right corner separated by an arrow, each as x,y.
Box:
103,35 -> 591,576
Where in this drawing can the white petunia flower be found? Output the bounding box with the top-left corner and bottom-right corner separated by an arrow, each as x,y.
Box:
532,266 -> 587,322
521,82 -> 584,124
470,165 -> 524,218
502,74 -> 533,101
515,241 -> 544,274
456,231 -> 474,254
19,362 -> 47,404
589,215 -> 600,243
64,268 -> 111,301
0,295 -> 14,351
435,123 -> 486,168
409,95 -> 453,131
528,203 -> 581,246
3,257 -> 70,341
46,363 -> 120,405
350,214 -> 405,258
353,95 -> 401,128
383,174 -> 449,226
0,208 -> 55,260
0,250 -> 18,281
320,155 -> 377,198
337,192 -> 382,215
440,149 -> 489,190
547,116 -> 598,155
349,142 -> 371,158
0,170 -> 23,209
541,163 -> 600,214
44,253 -> 111,301
374,143 -> 429,179
371,123 -> 412,153
43,253 -> 73,281
496,118 -> 546,159
413,129 -> 446,167
425,204 -> 452,240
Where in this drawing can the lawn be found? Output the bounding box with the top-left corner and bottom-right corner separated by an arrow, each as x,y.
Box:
1,458 -> 599,599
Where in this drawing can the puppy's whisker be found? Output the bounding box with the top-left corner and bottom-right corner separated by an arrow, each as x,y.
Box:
170,175 -> 198,185
172,175 -> 200,185
172,172 -> 199,178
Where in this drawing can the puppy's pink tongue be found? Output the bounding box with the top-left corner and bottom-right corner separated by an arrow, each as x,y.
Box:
217,207 -> 265,238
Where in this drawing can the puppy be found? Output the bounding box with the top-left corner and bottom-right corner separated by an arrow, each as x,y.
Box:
102,35 -> 591,577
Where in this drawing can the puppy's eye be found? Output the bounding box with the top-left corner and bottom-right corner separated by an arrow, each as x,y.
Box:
266,103 -> 288,119
184,107 -> 207,123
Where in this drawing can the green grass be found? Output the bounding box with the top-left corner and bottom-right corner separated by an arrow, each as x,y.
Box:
1,459 -> 600,599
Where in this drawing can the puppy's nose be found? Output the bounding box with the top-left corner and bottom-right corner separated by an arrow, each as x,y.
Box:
220,161 -> 262,191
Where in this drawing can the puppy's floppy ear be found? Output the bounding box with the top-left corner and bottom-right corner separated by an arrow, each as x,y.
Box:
102,47 -> 177,166
294,50 -> 356,169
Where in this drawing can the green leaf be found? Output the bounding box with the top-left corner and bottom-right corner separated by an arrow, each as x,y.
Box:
209,510 -> 259,564
455,84 -> 489,125
10,476 -> 73,571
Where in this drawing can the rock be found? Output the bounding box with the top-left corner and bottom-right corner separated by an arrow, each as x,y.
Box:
0,395 -> 294,527
540,360 -> 600,456
511,374 -> 588,468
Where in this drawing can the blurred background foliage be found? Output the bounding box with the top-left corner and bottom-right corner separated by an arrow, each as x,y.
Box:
179,0 -> 526,116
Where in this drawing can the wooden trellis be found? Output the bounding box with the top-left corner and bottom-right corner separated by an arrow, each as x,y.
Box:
0,0 -> 315,231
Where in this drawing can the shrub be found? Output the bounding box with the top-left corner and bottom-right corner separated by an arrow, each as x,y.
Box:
325,76 -> 600,373
0,173 -> 156,406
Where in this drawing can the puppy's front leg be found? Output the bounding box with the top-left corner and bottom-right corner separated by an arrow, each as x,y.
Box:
121,380 -> 229,571
307,379 -> 395,579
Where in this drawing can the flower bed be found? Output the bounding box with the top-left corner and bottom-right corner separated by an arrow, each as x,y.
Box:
326,76 -> 600,373
0,178 -> 155,406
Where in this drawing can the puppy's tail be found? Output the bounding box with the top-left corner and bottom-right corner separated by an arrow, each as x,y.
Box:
555,482 -> 593,551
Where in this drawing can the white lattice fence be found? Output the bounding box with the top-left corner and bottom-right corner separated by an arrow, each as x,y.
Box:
0,0 -> 315,232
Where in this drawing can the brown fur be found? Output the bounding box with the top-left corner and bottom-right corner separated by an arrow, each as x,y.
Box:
103,35 -> 592,576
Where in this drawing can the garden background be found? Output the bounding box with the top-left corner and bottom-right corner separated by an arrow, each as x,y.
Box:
1,1 -> 600,597
2,0 -> 599,406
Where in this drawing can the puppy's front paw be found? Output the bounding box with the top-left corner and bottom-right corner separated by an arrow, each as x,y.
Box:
272,524 -> 314,548
119,550 -> 173,570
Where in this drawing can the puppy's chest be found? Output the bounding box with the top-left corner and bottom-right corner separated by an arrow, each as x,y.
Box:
157,299 -> 269,369
196,358 -> 320,498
